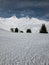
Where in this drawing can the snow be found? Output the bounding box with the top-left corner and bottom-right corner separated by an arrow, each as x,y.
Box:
0,16 -> 49,65
0,29 -> 49,65
0,15 -> 49,32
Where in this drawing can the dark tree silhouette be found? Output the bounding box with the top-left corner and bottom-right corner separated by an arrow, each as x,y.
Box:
20,31 -> 23,33
10,28 -> 14,32
40,24 -> 48,33
26,29 -> 32,33
15,28 -> 18,32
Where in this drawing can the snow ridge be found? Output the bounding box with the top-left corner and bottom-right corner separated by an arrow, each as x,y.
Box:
0,15 -> 49,32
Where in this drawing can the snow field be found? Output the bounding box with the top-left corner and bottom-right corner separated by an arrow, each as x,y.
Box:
0,29 -> 49,65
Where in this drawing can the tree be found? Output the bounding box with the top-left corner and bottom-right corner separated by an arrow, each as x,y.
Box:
26,29 -> 32,33
20,31 -> 23,33
15,28 -> 18,32
10,28 -> 14,32
40,24 -> 48,33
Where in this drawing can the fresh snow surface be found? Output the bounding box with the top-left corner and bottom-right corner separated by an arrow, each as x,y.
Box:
0,29 -> 49,65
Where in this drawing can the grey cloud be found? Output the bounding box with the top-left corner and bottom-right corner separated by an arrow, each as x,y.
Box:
0,0 -> 49,9
17,1 -> 49,8
0,0 -> 49,20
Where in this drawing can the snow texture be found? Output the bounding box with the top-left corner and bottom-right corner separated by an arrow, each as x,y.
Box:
0,29 -> 49,65
0,16 -> 49,65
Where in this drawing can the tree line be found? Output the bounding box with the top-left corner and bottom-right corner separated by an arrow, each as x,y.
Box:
10,24 -> 48,34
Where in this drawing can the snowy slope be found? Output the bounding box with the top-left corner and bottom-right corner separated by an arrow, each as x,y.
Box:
0,29 -> 49,65
0,16 -> 49,65
0,16 -> 49,33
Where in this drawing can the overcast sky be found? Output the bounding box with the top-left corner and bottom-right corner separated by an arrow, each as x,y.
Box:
0,0 -> 49,9
0,0 -> 49,20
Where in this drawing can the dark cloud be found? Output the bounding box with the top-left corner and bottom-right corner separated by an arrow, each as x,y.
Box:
0,0 -> 49,20
0,0 -> 49,9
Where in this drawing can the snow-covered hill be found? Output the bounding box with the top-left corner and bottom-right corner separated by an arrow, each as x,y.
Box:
0,29 -> 49,65
0,16 -> 49,33
0,16 -> 49,65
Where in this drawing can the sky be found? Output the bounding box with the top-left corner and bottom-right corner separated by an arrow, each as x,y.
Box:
0,0 -> 49,20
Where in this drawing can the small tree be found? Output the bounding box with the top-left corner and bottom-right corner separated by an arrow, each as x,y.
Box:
26,29 -> 32,33
10,28 -> 14,32
40,24 -> 48,33
20,31 -> 23,33
15,28 -> 18,32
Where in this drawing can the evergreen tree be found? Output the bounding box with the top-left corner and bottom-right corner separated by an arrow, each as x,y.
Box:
20,31 -> 23,33
15,28 -> 18,32
10,28 -> 14,32
26,29 -> 32,33
40,24 -> 48,33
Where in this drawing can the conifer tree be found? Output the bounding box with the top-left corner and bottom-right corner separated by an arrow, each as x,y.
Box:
40,24 -> 48,33
26,29 -> 32,33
